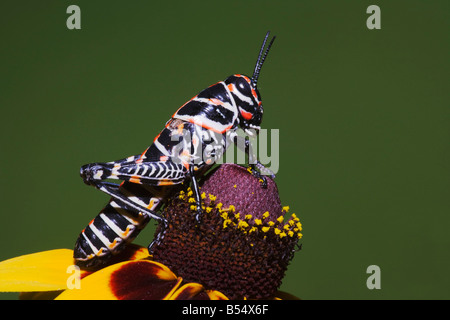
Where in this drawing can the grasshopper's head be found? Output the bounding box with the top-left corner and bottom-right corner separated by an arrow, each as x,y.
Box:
225,32 -> 276,137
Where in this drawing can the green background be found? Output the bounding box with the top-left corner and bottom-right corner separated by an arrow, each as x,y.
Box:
1,1 -> 448,299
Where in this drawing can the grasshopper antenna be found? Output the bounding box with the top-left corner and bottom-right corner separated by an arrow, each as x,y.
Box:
251,31 -> 276,88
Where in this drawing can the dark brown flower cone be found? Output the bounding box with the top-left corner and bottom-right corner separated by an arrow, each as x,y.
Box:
200,164 -> 282,222
151,164 -> 302,299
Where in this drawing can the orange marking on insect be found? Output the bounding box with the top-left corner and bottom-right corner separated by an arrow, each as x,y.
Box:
153,132 -> 161,143
129,176 -> 141,184
227,83 -> 234,92
209,98 -> 223,105
160,155 -> 169,162
108,239 -> 119,249
192,136 -> 199,147
208,82 -> 220,88
251,88 -> 258,100
242,75 -> 251,84
147,199 -> 155,210
240,109 -> 253,120
137,148 -> 149,164
182,160 -> 190,171
121,226 -> 133,238
158,179 -> 174,186
177,123 -> 184,135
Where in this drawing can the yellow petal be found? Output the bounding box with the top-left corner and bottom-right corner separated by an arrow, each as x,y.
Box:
168,283 -> 205,300
206,290 -> 229,300
56,260 -> 181,300
168,283 -> 229,300
0,249 -> 87,292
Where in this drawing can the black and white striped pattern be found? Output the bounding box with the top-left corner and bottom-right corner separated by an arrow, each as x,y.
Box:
74,182 -> 167,267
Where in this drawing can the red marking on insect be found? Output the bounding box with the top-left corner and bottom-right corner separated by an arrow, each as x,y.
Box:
241,75 -> 251,84
240,109 -> 253,120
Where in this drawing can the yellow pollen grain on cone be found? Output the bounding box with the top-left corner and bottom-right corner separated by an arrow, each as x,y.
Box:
223,219 -> 232,229
238,220 -> 249,230
188,197 -> 196,203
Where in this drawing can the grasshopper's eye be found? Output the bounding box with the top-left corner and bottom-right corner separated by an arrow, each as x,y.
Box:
235,77 -> 251,96
237,78 -> 247,90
